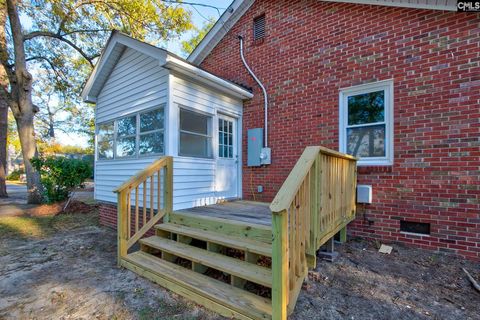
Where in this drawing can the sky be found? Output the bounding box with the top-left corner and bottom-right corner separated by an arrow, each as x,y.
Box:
50,0 -> 231,148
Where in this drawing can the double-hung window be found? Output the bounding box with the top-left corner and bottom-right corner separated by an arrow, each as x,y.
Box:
179,108 -> 212,158
339,80 -> 393,166
116,115 -> 136,158
139,109 -> 164,155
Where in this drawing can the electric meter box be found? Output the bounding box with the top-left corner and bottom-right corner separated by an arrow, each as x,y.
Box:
247,128 -> 263,166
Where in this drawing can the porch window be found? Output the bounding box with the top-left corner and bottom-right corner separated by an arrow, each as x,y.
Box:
339,80 -> 393,166
97,122 -> 114,159
179,109 -> 212,158
116,115 -> 137,158
139,108 -> 164,155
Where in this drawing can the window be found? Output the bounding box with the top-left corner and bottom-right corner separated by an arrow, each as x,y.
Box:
116,115 -> 136,158
179,109 -> 212,158
253,14 -> 265,41
97,122 -> 114,159
96,106 -> 164,160
218,118 -> 233,158
339,80 -> 393,166
139,109 -> 164,155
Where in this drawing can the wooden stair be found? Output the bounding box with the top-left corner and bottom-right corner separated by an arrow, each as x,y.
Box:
119,214 -> 274,320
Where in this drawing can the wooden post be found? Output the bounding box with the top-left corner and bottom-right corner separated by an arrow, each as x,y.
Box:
339,226 -> 347,243
272,210 -> 288,320
117,191 -> 128,265
164,157 -> 174,221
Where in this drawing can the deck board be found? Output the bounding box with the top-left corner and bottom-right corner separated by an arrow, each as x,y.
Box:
178,200 -> 272,226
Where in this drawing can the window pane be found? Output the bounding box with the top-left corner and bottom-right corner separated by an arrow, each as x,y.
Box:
116,137 -> 136,157
140,108 -> 164,133
117,116 -> 136,136
180,132 -> 211,158
139,131 -> 164,155
98,139 -> 113,159
98,122 -> 114,138
348,90 -> 385,125
347,124 -> 386,158
180,109 -> 209,135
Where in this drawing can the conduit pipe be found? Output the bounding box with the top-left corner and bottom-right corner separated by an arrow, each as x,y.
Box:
238,35 -> 268,148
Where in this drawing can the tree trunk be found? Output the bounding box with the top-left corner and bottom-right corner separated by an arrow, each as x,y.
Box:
15,114 -> 42,203
6,0 -> 42,203
0,97 -> 7,197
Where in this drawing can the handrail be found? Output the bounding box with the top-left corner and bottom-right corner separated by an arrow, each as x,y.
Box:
270,146 -> 357,320
114,157 -> 170,193
270,147 -> 357,213
116,156 -> 173,263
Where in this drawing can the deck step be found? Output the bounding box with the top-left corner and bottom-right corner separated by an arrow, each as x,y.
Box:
140,236 -> 272,288
123,251 -> 272,320
170,211 -> 272,244
156,223 -> 272,257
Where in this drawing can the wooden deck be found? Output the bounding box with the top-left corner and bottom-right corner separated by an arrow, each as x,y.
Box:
178,201 -> 272,226
115,147 -> 358,320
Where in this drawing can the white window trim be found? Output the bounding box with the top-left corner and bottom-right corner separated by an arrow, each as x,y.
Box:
339,80 -> 394,166
138,108 -> 165,157
96,105 -> 165,161
115,115 -> 137,159
178,107 -> 213,159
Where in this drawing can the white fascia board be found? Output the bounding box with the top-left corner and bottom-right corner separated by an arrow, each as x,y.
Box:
187,0 -> 254,65
164,55 -> 253,100
320,0 -> 457,11
81,34 -> 118,102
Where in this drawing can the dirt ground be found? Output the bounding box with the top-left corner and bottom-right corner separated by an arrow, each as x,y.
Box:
0,208 -> 479,320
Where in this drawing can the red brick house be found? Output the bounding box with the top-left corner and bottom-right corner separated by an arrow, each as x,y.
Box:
86,0 -> 479,262
191,0 -> 480,261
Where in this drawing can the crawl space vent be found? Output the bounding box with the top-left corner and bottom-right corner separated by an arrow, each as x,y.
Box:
400,221 -> 430,235
253,15 -> 265,41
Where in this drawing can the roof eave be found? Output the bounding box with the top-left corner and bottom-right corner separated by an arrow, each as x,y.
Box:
187,0 -> 254,66
165,55 -> 253,100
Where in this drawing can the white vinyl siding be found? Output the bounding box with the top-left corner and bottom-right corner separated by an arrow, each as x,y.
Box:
169,74 -> 243,210
94,53 -> 244,210
95,48 -> 168,203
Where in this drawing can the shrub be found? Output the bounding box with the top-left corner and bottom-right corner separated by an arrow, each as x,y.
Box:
6,168 -> 24,181
31,156 -> 93,203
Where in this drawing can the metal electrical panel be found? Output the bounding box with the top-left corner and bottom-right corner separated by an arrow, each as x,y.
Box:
247,128 -> 263,166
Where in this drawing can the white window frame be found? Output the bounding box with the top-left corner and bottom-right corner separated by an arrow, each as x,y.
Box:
178,107 -> 213,159
339,80 -> 394,166
138,108 -> 165,156
96,105 -> 165,161
115,115 -> 137,159
96,121 -> 115,160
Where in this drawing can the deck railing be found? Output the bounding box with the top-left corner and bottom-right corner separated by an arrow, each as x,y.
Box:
114,156 -> 173,262
270,146 -> 357,319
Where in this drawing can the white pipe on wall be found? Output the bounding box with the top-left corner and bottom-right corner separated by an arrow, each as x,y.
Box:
238,36 -> 268,147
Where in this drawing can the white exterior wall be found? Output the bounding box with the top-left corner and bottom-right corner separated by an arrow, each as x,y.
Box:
169,74 -> 243,210
95,47 -> 168,202
94,48 -> 244,211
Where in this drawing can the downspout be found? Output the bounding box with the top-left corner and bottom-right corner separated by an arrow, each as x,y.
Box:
238,35 -> 270,151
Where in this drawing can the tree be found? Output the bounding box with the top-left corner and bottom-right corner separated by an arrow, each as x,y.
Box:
0,0 -> 194,203
181,17 -> 215,56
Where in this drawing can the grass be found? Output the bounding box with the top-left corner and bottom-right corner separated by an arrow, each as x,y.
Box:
0,212 -> 99,240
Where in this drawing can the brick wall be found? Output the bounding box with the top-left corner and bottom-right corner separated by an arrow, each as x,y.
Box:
99,202 -> 118,230
199,1 -> 480,260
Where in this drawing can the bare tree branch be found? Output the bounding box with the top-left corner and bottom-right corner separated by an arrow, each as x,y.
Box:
23,31 -> 95,67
